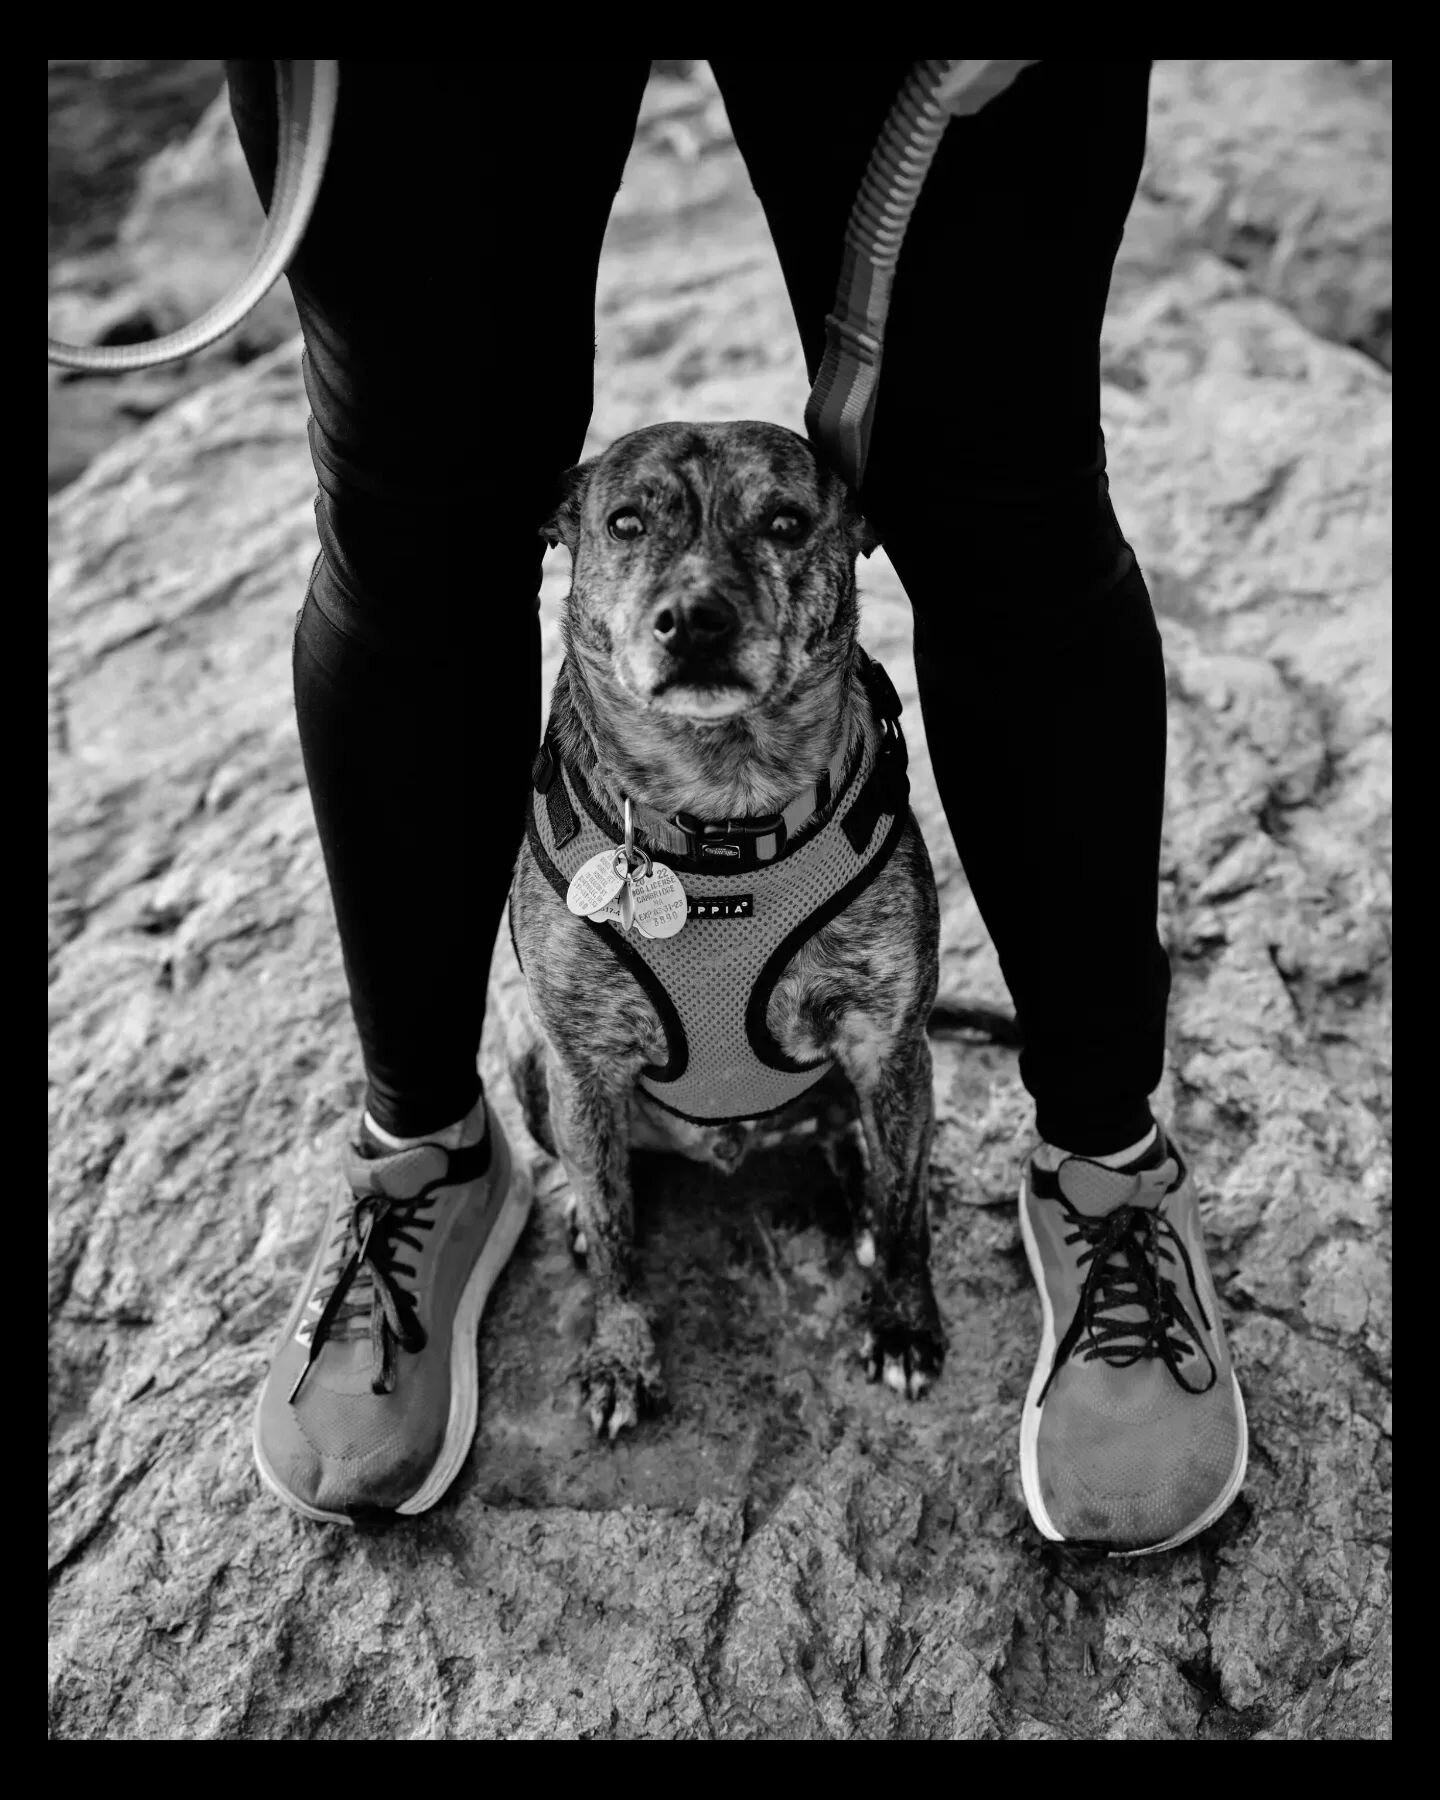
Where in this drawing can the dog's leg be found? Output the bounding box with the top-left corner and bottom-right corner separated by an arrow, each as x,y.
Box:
836,1023 -> 946,1400
818,1092 -> 875,1265
510,1037 -> 557,1159
511,1039 -> 586,1255
545,1053 -> 665,1439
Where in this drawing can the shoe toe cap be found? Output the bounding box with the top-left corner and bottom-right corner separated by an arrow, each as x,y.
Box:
1037,1379 -> 1244,1550
256,1374 -> 446,1520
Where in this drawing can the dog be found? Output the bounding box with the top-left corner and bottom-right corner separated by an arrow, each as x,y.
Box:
507,420 -> 943,1439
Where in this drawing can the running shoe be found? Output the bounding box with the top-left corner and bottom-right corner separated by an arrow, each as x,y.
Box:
253,1098 -> 532,1523
1017,1129 -> 1247,1555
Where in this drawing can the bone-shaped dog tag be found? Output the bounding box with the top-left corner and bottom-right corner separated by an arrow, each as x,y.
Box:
566,849 -> 627,917
587,874 -> 638,931
630,862 -> 687,939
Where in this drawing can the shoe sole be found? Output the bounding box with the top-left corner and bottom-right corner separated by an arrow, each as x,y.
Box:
252,1147 -> 534,1527
1016,1164 -> 1249,1558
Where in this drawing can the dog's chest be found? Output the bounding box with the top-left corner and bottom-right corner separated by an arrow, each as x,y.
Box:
521,731 -> 905,1125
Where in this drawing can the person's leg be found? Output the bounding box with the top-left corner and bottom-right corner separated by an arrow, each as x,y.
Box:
712,60 -> 1165,1155
227,59 -> 652,1139
236,59 -> 652,1520
718,62 -> 1246,1554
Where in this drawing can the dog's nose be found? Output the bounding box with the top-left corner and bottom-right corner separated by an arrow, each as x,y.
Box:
651,593 -> 739,654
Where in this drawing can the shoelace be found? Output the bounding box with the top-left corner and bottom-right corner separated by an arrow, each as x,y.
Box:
288,1174 -> 437,1403
1038,1164 -> 1218,1404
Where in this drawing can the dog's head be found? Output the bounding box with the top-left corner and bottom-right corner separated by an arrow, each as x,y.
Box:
541,421 -> 879,724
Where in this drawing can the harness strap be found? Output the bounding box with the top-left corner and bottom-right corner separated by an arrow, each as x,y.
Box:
531,741 -> 579,848
842,653 -> 909,853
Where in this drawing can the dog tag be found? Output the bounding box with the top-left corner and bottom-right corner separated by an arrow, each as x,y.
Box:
616,879 -> 637,932
630,862 -> 687,939
588,878 -> 637,931
566,849 -> 627,917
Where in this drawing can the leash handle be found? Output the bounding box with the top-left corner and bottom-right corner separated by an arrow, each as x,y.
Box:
47,59 -> 339,372
804,59 -> 1038,498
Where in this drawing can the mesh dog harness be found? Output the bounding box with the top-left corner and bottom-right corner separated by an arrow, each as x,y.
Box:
519,651 -> 911,1124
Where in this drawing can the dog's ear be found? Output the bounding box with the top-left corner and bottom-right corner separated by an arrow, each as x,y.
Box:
539,459 -> 598,554
800,429 -> 882,556
846,492 -> 883,559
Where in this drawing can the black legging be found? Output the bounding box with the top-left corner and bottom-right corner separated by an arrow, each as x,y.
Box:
226,59 -> 1168,1155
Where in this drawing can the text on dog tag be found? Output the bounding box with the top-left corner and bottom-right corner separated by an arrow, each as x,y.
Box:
588,877 -> 638,932
566,849 -> 627,917
630,862 -> 687,939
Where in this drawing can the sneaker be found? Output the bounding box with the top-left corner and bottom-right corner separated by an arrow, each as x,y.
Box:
252,1099 -> 532,1523
1017,1129 -> 1247,1555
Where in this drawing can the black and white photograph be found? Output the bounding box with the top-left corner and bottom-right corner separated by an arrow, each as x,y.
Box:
48,58 -> 1391,1739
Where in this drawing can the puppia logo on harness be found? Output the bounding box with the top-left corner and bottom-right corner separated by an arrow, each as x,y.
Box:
690,895 -> 753,919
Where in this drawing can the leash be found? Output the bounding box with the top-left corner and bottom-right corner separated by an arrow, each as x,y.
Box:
46,57 -> 1030,429
47,60 -> 339,371
803,60 -> 1038,498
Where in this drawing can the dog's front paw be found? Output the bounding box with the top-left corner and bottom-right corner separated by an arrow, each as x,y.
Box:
860,1277 -> 947,1401
579,1300 -> 665,1440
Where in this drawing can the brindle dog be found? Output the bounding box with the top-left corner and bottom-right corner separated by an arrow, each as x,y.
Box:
508,420 -> 943,1439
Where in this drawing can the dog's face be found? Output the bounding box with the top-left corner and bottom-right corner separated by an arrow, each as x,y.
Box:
542,422 -> 878,723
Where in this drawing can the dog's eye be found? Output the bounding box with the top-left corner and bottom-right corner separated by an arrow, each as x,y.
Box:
608,510 -> 646,542
767,511 -> 807,542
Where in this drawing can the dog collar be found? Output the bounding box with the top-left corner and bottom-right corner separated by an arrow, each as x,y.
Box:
533,736 -> 850,873
532,649 -> 905,876
629,732 -> 853,867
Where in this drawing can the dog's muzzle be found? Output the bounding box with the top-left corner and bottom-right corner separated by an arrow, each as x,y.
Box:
650,591 -> 740,663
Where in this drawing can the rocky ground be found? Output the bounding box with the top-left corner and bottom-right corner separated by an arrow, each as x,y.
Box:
48,62 -> 1391,1739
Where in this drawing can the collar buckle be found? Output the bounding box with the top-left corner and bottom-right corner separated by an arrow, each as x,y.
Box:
672,809 -> 788,868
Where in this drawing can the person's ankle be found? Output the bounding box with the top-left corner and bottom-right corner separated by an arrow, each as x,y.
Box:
1033,1123 -> 1158,1173
364,1092 -> 488,1153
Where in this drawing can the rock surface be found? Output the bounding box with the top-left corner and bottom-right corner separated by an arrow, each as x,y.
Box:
48,62 -> 298,494
49,62 -> 1390,1739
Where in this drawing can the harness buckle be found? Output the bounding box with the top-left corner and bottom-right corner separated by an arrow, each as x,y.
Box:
861,655 -> 903,725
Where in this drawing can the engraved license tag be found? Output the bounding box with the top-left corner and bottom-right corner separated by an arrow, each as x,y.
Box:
566,848 -> 627,917
587,868 -> 638,930
630,862 -> 687,939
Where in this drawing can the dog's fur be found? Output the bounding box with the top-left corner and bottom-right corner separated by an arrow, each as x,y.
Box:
509,421 -> 943,1437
